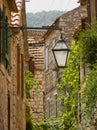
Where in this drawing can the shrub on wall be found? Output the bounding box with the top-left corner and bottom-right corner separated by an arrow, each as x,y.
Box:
58,40 -> 80,130
78,27 -> 97,66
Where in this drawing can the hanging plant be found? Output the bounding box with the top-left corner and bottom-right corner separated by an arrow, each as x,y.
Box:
25,71 -> 39,98
78,27 -> 97,66
81,64 -> 97,116
58,40 -> 80,130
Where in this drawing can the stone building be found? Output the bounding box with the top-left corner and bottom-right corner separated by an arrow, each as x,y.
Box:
79,0 -> 97,22
0,0 -> 28,129
78,0 -> 97,130
27,30 -> 46,121
44,6 -> 87,119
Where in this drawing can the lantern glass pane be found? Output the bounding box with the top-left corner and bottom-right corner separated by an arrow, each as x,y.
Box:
54,51 -> 68,67
54,42 -> 67,49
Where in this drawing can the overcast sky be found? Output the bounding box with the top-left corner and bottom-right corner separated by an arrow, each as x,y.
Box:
25,0 -> 80,13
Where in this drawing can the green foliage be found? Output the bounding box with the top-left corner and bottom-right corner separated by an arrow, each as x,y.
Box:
25,71 -> 41,130
77,23 -> 97,119
82,64 -> 97,116
78,26 -> 97,65
58,40 -> 80,130
26,113 -> 64,130
25,25 -> 97,129
39,116 -> 64,130
26,110 -> 41,130
25,71 -> 39,98
26,11 -> 65,27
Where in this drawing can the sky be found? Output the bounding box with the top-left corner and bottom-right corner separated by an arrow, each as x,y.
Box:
25,0 -> 80,13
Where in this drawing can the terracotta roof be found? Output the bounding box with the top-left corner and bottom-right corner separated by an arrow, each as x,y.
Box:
11,0 -> 22,26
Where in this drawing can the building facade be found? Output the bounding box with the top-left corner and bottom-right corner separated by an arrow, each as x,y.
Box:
78,0 -> 97,130
44,6 -> 87,119
0,0 -> 28,129
27,30 -> 46,121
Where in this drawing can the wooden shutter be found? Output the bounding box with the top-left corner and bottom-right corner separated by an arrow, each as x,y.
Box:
54,94 -> 58,117
21,54 -> 24,98
0,7 -> 1,62
8,91 -> 10,130
1,5 -> 11,73
81,17 -> 88,29
29,58 -> 34,74
1,5 -> 6,63
5,16 -> 10,72
87,0 -> 91,23
17,44 -> 20,95
45,47 -> 49,71
47,99 -> 50,118
95,0 -> 97,18
80,0 -> 87,5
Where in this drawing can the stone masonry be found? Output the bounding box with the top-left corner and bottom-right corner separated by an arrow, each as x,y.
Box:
27,30 -> 46,121
44,6 -> 87,119
0,0 -> 28,130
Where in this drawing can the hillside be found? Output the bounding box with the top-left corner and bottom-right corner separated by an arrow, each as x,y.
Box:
26,11 -> 65,27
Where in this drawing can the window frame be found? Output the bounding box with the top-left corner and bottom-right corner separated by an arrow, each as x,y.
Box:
45,46 -> 49,71
1,5 -> 11,74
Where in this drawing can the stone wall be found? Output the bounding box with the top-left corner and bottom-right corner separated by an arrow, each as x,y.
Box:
0,1 -> 27,130
27,30 -> 45,121
31,70 -> 44,121
44,6 -> 87,118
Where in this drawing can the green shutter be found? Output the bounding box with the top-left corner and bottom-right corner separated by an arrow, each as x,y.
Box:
7,27 -> 11,74
1,5 -> 6,63
1,5 -> 11,74
0,7 -> 1,62
5,16 -> 11,74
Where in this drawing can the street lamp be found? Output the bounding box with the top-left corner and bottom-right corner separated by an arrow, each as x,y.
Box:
52,35 -> 70,68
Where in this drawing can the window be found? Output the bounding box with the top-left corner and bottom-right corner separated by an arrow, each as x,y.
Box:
81,18 -> 88,29
87,0 -> 91,22
1,5 -> 11,73
45,46 -> 49,71
0,7 -> 1,62
80,0 -> 87,5
17,44 -> 20,95
54,94 -> 58,117
29,58 -> 34,74
52,38 -> 57,69
21,54 -> 24,98
95,0 -> 97,18
47,98 -> 50,118
8,91 -> 10,130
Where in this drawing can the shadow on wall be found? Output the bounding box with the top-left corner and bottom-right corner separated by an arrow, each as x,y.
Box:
0,120 -> 4,130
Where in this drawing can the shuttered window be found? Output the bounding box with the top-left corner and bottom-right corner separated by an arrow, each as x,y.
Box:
54,94 -> 58,117
21,54 -> 24,98
45,47 -> 49,71
29,58 -> 34,74
47,99 -> 50,118
0,7 -> 1,62
1,5 -> 11,74
80,0 -> 87,5
8,91 -> 10,130
81,17 -> 88,29
95,0 -> 97,18
17,44 -> 20,95
87,0 -> 91,22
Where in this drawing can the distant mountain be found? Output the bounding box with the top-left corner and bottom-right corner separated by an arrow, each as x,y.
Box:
26,11 -> 65,27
